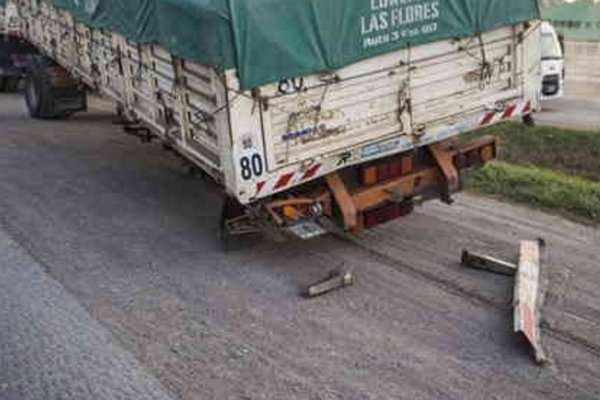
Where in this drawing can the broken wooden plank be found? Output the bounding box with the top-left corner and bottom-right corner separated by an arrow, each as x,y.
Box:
514,239 -> 546,364
306,271 -> 354,298
461,250 -> 517,276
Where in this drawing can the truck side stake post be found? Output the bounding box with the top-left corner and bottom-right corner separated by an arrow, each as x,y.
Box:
462,239 -> 546,364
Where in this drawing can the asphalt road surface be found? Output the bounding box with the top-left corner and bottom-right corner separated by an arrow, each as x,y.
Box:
0,228 -> 175,400
1,93 -> 600,399
537,97 -> 600,131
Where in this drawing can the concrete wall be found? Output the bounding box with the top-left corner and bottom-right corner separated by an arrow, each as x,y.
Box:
564,41 -> 600,99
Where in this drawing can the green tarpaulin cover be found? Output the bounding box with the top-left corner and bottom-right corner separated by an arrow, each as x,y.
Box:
3,0 -> 540,88
542,1 -> 600,41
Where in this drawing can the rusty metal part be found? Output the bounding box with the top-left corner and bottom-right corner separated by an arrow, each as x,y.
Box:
264,192 -> 331,226
352,168 -> 438,213
306,271 -> 354,298
514,239 -> 546,364
325,161 -> 440,232
325,173 -> 358,229
325,136 -> 497,233
429,141 -> 460,194
429,135 -> 497,195
461,250 -> 517,276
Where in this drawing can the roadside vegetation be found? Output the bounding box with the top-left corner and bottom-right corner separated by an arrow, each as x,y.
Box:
465,122 -> 600,225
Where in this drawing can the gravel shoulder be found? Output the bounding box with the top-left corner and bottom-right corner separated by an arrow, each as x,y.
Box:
1,93 -> 599,399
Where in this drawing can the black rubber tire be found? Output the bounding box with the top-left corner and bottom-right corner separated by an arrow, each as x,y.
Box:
24,70 -> 76,119
0,77 -> 6,92
24,72 -> 45,118
24,56 -> 84,119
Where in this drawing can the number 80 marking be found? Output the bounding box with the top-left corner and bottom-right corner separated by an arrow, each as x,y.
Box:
240,154 -> 264,181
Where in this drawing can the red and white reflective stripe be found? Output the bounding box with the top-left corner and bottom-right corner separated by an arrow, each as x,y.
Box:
501,104 -> 518,119
255,163 -> 322,196
480,100 -> 532,126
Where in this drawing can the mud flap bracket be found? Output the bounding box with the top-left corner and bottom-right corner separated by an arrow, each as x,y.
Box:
429,141 -> 460,198
325,173 -> 358,230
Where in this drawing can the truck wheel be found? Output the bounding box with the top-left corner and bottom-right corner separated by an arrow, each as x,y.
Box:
24,57 -> 86,119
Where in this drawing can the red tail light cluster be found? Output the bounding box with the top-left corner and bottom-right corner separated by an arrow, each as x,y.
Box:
360,155 -> 414,186
454,145 -> 495,170
363,200 -> 414,229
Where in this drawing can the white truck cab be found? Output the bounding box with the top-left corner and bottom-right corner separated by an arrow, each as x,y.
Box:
540,21 -> 565,100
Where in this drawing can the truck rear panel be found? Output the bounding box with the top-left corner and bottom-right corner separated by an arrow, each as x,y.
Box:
229,23 -> 541,203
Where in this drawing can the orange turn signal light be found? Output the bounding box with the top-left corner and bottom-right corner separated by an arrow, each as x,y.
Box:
480,145 -> 494,162
361,166 -> 378,186
282,205 -> 301,220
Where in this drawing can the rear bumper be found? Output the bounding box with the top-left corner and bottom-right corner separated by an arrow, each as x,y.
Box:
264,135 -> 497,234
327,136 -> 497,232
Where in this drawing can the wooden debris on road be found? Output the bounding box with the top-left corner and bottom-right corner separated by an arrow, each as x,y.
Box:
462,238 -> 546,364
306,271 -> 354,298
461,250 -> 517,276
514,239 -> 546,364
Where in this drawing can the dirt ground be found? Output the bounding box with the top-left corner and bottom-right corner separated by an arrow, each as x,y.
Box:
1,93 -> 599,399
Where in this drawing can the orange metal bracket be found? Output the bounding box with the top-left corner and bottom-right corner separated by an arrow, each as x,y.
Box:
351,168 -> 438,212
325,173 -> 358,229
429,141 -> 460,194
325,136 -> 496,232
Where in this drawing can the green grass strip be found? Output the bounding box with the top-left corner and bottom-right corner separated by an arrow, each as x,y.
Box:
468,161 -> 600,225
465,122 -> 600,181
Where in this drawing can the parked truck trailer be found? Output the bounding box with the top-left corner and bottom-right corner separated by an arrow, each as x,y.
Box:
2,0 -> 542,238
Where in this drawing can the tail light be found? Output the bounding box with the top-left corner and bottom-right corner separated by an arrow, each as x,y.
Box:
454,144 -> 496,170
363,200 -> 414,229
360,154 -> 414,186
